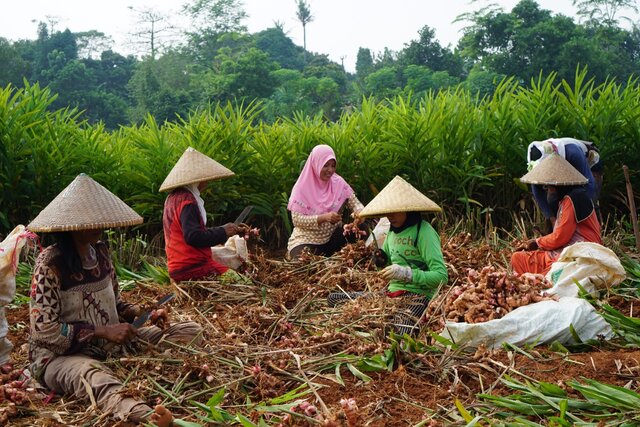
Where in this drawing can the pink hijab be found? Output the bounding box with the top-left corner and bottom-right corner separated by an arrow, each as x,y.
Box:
287,145 -> 354,215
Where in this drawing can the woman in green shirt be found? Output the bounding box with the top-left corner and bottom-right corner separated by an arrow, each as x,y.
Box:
328,176 -> 448,335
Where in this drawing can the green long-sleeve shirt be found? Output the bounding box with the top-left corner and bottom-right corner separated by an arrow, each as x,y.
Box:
382,220 -> 448,298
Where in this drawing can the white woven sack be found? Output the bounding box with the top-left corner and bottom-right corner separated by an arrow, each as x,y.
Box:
546,242 -> 626,298
211,236 -> 249,270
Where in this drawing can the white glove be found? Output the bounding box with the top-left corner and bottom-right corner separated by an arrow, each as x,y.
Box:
380,264 -> 413,283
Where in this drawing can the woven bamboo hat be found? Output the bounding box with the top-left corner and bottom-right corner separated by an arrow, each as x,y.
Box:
358,176 -> 441,218
28,174 -> 143,232
159,147 -> 235,192
520,153 -> 588,186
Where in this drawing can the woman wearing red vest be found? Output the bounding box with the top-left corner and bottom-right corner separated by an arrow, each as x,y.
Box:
161,147 -> 247,282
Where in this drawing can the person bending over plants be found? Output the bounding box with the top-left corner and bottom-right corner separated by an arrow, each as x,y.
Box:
327,176 -> 448,336
512,154 -> 602,275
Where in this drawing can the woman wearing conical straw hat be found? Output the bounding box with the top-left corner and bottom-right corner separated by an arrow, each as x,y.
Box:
27,174 -> 202,426
511,154 -> 602,276
526,137 -> 601,224
160,147 -> 249,281
327,176 -> 448,336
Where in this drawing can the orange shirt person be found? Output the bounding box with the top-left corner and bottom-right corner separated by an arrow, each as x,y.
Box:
511,154 -> 601,276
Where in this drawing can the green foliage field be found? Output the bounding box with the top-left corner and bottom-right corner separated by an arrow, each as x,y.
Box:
2,68 -> 639,246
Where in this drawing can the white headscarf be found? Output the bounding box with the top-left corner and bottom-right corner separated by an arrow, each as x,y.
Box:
527,137 -> 599,171
184,183 -> 207,225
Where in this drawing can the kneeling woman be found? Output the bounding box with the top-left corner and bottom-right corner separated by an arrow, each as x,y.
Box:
328,176 -> 448,336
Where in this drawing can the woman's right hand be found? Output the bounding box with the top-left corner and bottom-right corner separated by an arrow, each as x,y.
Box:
94,323 -> 138,344
371,249 -> 387,267
222,222 -> 249,237
318,212 -> 341,225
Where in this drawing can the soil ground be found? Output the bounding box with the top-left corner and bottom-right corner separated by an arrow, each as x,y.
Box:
3,237 -> 639,426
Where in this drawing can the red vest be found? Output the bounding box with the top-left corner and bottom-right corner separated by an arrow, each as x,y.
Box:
163,189 -> 228,281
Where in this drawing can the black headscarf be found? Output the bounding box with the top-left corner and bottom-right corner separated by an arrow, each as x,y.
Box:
53,232 -> 83,273
548,186 -> 594,223
389,211 -> 422,233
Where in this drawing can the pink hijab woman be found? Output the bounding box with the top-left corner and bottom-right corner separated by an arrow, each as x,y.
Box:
287,145 -> 366,259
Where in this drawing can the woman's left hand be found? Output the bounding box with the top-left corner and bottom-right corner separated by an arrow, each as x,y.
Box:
380,264 -> 413,282
150,308 -> 170,329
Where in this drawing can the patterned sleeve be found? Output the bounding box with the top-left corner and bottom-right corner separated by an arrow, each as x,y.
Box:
346,193 -> 364,215
29,256 -> 95,355
291,211 -> 320,230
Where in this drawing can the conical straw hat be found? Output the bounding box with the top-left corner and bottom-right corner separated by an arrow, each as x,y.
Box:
358,176 -> 441,218
520,153 -> 588,186
159,147 -> 235,192
28,174 -> 143,232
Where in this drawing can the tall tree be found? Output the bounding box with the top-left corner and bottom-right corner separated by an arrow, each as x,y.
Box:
355,47 -> 374,80
399,26 -> 463,78
0,38 -> 29,87
295,0 -> 313,62
127,7 -> 178,60
75,31 -> 113,59
182,0 -> 248,65
254,26 -> 305,70
573,0 -> 639,26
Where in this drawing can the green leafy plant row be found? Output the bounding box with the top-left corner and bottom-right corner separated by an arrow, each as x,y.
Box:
3,68 -> 640,246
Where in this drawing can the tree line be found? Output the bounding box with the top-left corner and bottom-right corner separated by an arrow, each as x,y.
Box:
0,0 -> 638,129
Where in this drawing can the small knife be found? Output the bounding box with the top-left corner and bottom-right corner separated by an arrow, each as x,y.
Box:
131,293 -> 175,328
233,205 -> 254,225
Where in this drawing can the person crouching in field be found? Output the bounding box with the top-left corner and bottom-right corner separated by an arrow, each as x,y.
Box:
27,174 -> 202,425
511,154 -> 602,276
286,144 -> 368,259
161,147 -> 249,282
328,176 -> 448,336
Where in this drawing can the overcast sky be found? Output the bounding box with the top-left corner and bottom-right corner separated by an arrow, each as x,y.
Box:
0,0 -> 591,72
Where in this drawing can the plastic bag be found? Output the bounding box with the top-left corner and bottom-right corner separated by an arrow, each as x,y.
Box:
440,297 -> 613,349
546,242 -> 626,298
211,236 -> 249,270
438,242 -> 622,349
365,217 -> 390,249
0,225 -> 32,363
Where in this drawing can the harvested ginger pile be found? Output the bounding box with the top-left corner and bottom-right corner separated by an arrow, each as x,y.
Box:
426,266 -> 558,328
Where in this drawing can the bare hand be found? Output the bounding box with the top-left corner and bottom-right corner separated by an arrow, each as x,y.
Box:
95,323 -> 137,344
150,308 -> 170,329
515,239 -> 538,251
371,249 -> 387,267
318,212 -> 341,225
222,222 -> 249,237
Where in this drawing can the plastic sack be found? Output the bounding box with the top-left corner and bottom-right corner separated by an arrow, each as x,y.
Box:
546,242 -> 626,298
211,236 -> 249,270
0,225 -> 32,363
438,242 -> 622,349
440,297 -> 613,349
365,217 -> 390,249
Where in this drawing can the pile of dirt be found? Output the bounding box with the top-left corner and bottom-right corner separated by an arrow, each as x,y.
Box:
3,236 -> 639,426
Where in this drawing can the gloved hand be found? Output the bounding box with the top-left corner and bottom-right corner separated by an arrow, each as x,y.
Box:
380,264 -> 413,283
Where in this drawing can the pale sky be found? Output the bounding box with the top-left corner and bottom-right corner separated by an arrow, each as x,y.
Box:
0,0 -> 594,72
